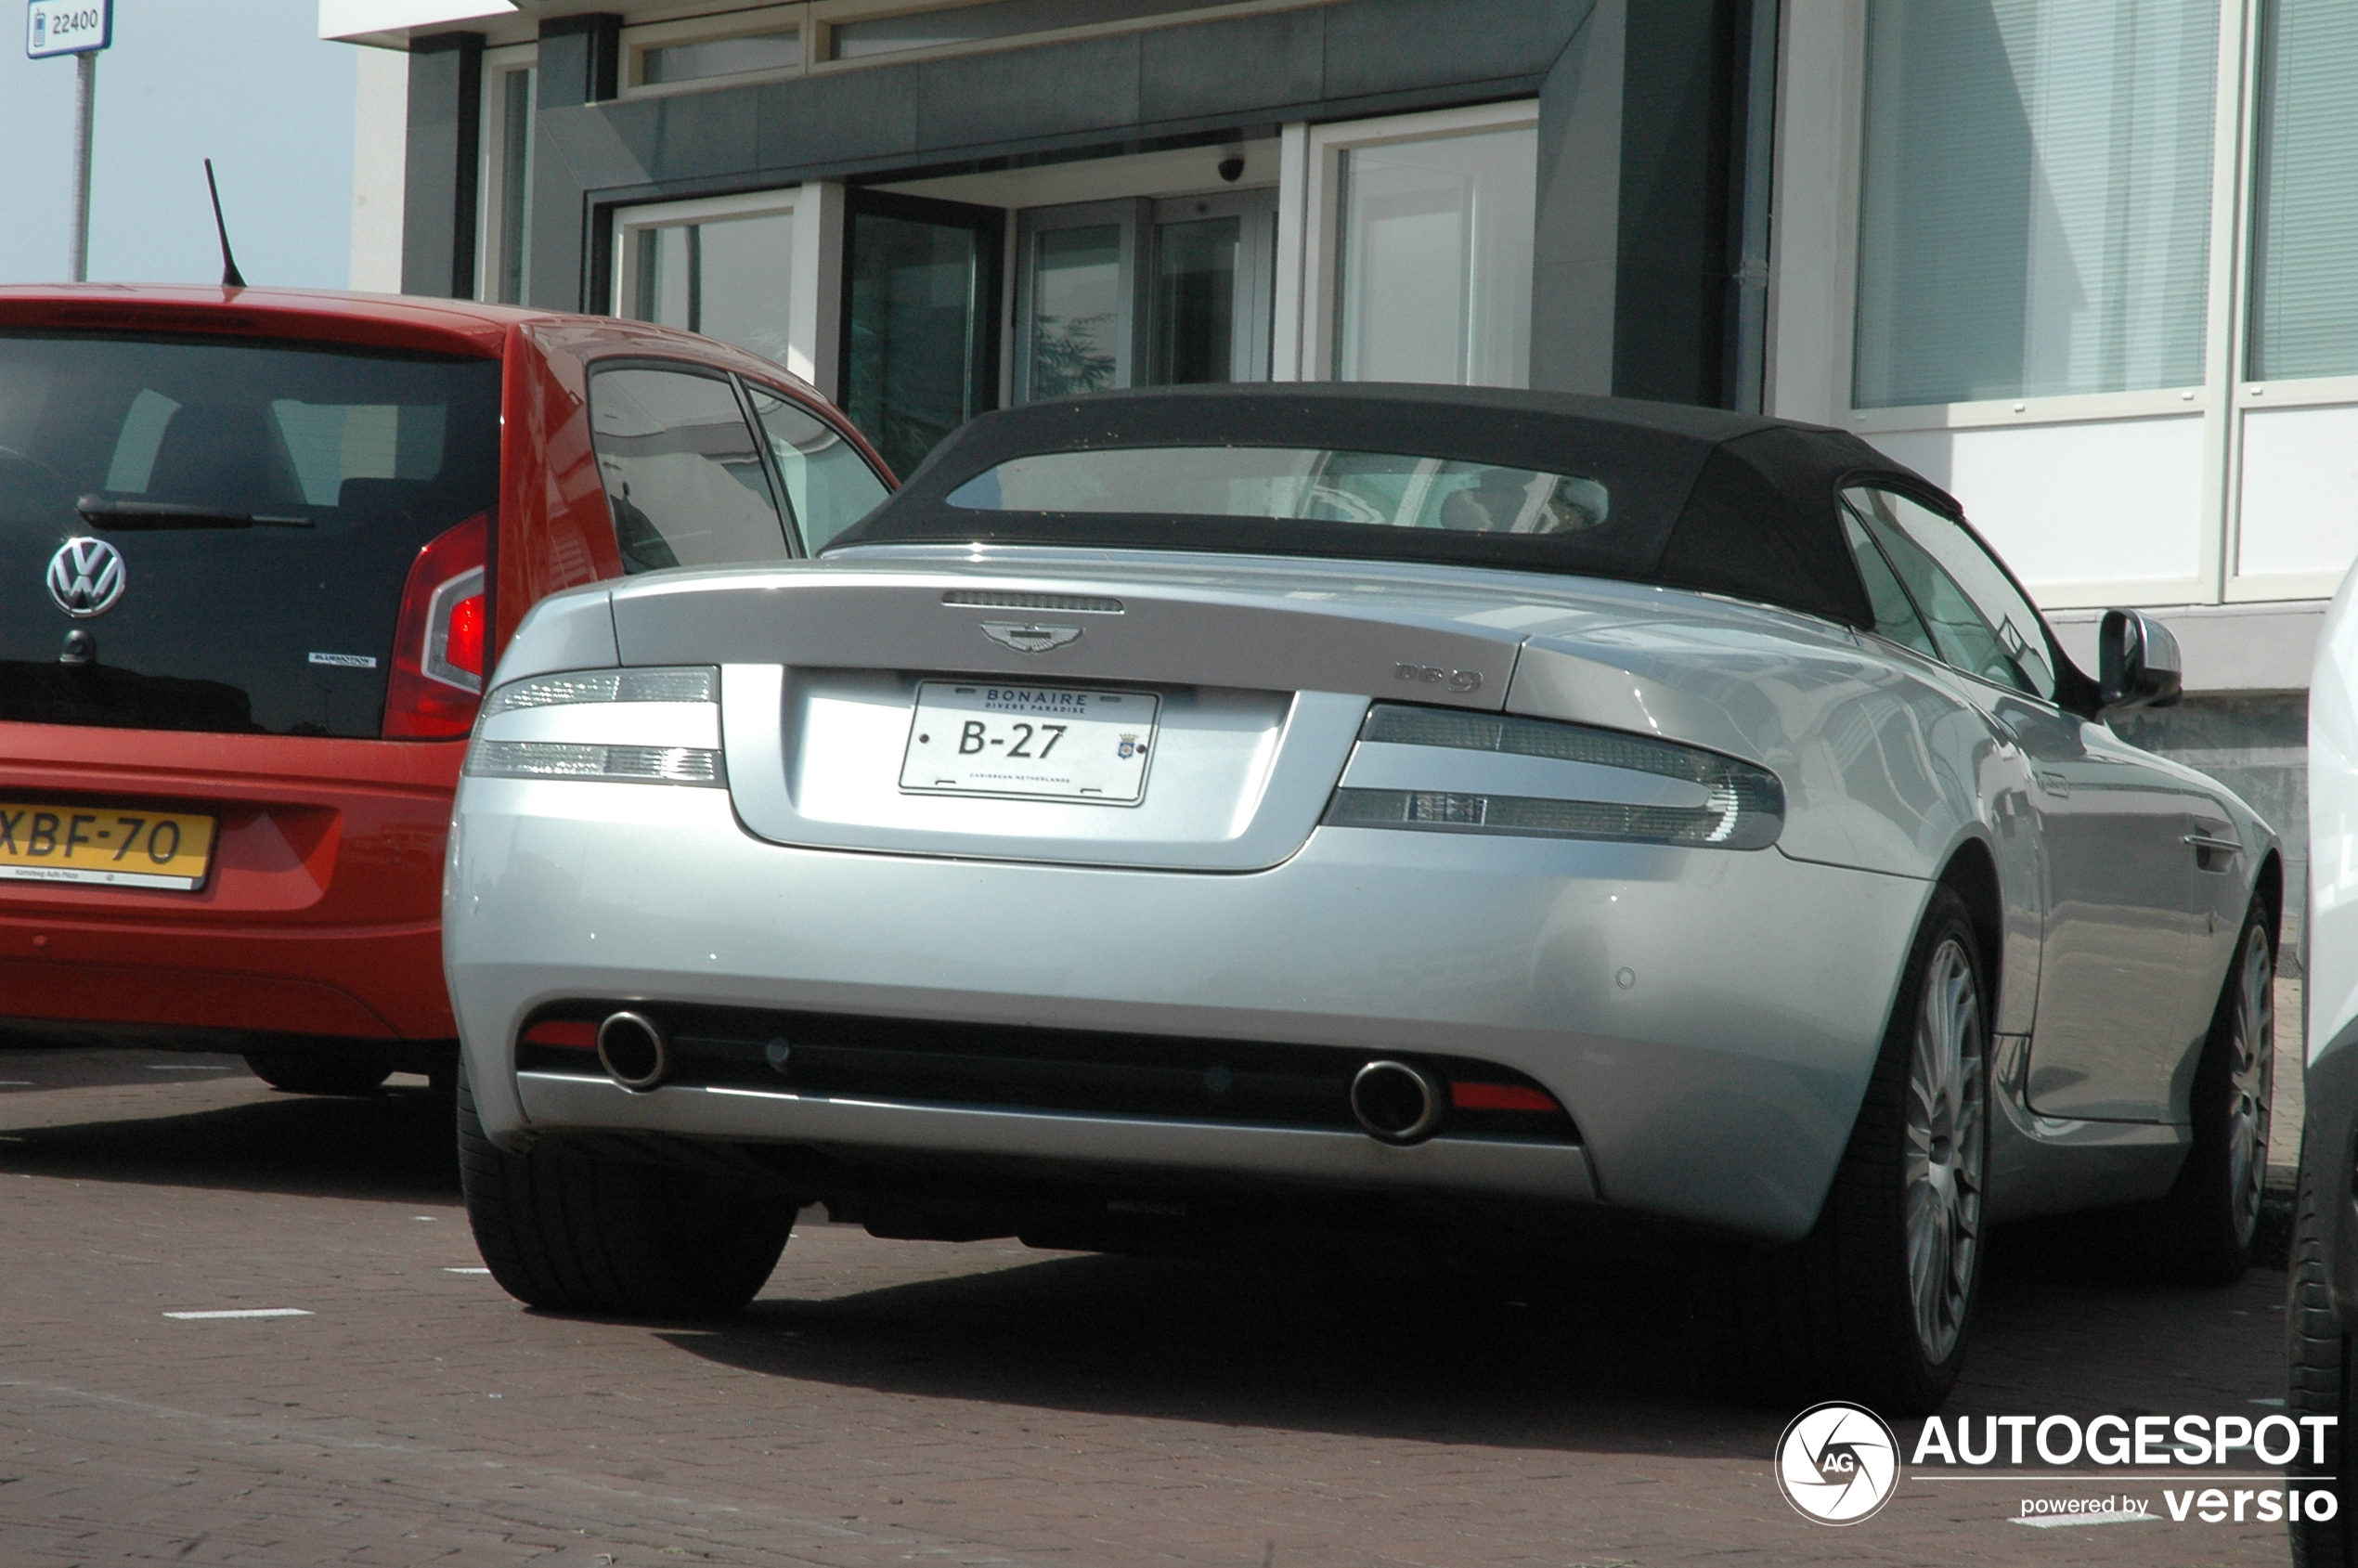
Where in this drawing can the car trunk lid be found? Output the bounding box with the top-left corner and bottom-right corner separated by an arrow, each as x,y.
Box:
609,560 -> 1529,871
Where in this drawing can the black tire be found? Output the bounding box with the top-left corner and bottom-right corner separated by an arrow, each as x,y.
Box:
2289,1158 -> 2353,1565
1736,886 -> 1990,1417
2133,901 -> 2274,1285
243,1050 -> 393,1096
454,1056 -> 792,1318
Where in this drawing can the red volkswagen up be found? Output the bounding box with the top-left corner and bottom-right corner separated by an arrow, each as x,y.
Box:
0,285 -> 890,1092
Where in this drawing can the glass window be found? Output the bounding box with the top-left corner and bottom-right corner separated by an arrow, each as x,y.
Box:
1013,190 -> 1276,401
841,201 -> 1000,478
493,66 -> 535,305
946,446 -> 1607,535
2247,0 -> 2358,380
830,0 -> 1214,59
588,368 -> 788,573
1853,0 -> 2218,408
1026,225 -> 1123,399
0,336 -> 499,736
1153,214 -> 1240,385
630,210 -> 794,366
270,400 -> 447,505
641,30 -> 797,85
1842,512 -> 1939,657
1844,487 -> 2057,699
1336,126 -> 1535,388
746,386 -> 890,553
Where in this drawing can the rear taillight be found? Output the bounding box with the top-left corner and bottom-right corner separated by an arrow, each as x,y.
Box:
384,512 -> 490,740
444,591 -> 486,681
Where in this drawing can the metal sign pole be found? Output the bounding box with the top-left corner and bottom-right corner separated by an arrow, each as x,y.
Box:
69,48 -> 93,281
28,0 -> 113,282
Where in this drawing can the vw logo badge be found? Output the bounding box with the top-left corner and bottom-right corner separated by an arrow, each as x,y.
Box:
1774,1401 -> 1899,1525
46,537 -> 126,618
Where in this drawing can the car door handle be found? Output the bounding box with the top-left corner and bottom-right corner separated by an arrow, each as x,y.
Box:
2184,832 -> 2242,855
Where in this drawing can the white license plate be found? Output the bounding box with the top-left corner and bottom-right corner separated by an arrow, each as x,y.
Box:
899,681 -> 1158,803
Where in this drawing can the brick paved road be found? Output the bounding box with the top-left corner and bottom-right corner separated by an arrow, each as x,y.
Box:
0,1044 -> 2304,1567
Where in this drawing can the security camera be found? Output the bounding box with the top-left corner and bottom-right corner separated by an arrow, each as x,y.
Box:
1218,155 -> 1245,184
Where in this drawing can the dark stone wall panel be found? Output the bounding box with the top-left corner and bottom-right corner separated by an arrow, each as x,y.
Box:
756,67 -> 922,170
511,0 -> 1620,314
913,32 -> 1143,150
528,106 -> 637,310
600,90 -> 762,183
1528,0 -> 1614,395
401,32 -> 482,300
538,13 -> 620,109
1324,0 -> 1582,99
1612,0 -> 1737,405
1139,8 -> 1325,123
529,14 -> 622,311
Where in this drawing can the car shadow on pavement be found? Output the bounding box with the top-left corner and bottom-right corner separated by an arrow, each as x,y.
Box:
649,1216 -> 2295,1451
0,1084 -> 460,1206
654,1228 -> 1792,1454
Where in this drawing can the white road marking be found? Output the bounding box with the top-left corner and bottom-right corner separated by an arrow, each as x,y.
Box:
162,1308 -> 313,1320
2011,1513 -> 2162,1529
0,1080 -> 33,1086
444,1267 -> 490,1275
146,1064 -> 231,1071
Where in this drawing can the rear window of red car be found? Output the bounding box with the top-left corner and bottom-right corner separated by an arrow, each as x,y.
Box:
0,332 -> 499,737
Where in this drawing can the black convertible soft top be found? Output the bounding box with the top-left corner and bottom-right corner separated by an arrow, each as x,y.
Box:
824,382 -> 1960,630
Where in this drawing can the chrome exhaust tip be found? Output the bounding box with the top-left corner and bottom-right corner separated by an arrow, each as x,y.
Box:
596,1011 -> 668,1092
1350,1059 -> 1445,1145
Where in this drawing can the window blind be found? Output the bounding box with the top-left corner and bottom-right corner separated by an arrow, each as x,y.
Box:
2247,0 -> 2358,381
1854,0 -> 2218,408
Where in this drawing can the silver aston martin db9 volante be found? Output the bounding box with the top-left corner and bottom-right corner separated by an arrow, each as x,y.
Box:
444,385 -> 2279,1413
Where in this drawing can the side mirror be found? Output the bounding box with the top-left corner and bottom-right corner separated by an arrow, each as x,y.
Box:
2099,608 -> 2183,712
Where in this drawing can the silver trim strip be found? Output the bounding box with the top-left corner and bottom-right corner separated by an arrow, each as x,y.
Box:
515,1072 -> 1597,1203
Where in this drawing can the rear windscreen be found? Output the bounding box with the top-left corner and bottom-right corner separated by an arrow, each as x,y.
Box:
0,333 -> 500,736
945,447 -> 1610,534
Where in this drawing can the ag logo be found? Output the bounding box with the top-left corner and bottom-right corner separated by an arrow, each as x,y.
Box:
1774,1402 -> 1899,1525
46,537 -> 126,617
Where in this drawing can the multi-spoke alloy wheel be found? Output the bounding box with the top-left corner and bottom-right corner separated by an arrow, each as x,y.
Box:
2224,922 -> 2274,1251
1735,886 -> 1989,1416
2138,898 -> 2276,1284
1904,936 -> 1986,1367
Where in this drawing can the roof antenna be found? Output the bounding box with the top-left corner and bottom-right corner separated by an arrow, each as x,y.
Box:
203,158 -> 245,289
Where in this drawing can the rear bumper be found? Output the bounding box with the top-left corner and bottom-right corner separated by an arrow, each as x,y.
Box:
517,1071 -> 1597,1204
448,777 -> 1925,1242
0,722 -> 462,1040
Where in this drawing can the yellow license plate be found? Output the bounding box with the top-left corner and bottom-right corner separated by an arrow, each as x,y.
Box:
0,804 -> 218,891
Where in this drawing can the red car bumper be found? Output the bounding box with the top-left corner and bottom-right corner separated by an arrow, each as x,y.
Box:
0,722 -> 463,1041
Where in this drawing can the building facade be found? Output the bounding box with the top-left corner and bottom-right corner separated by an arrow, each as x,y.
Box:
331,0 -> 2355,918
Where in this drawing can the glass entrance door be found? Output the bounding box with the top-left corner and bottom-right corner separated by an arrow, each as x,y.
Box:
1014,188 -> 1276,402
1149,189 -> 1276,385
838,190 -> 1004,478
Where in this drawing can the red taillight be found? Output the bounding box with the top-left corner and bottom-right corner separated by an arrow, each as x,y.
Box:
445,591 -> 486,680
521,1019 -> 598,1049
383,512 -> 490,740
1450,1082 -> 1561,1113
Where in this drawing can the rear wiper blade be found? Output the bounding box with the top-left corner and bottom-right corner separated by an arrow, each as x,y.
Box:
75,496 -> 314,530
